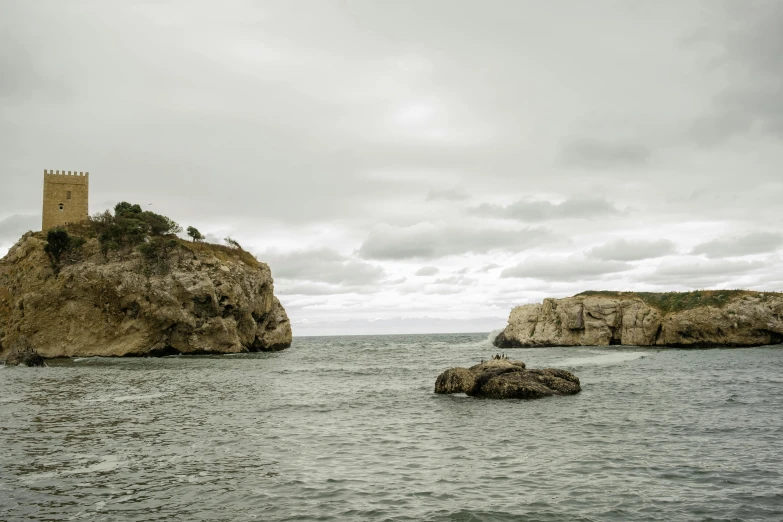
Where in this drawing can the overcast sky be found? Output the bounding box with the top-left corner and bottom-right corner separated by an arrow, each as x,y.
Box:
2,1 -> 782,335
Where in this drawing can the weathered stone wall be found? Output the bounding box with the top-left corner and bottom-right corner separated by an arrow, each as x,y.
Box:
42,170 -> 89,231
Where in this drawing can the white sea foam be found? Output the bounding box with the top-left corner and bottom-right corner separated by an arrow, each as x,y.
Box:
112,392 -> 167,403
85,392 -> 168,403
559,351 -> 647,367
64,455 -> 123,475
457,330 -> 502,350
21,455 -> 125,483
486,329 -> 502,344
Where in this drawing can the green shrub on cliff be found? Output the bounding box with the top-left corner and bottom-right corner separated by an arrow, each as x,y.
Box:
187,226 -> 204,242
115,203 -> 182,236
224,237 -> 242,250
44,228 -> 85,273
89,202 -> 182,256
144,212 -> 182,237
44,229 -> 71,264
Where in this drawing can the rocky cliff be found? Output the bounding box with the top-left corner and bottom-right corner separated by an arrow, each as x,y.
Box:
494,291 -> 783,348
0,233 -> 292,358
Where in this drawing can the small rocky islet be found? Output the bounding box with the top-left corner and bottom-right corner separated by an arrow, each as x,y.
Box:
435,357 -> 581,400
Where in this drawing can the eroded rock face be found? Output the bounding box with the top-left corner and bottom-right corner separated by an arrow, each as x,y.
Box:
435,359 -> 580,400
0,233 -> 292,358
494,292 -> 783,348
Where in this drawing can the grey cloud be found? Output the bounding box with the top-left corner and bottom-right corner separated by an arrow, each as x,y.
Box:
277,283 -> 371,296
256,248 -> 385,286
433,274 -> 475,285
587,239 -> 677,261
415,266 -> 440,276
477,263 -> 501,273
0,214 -> 38,244
358,222 -> 554,260
689,109 -> 755,148
653,259 -> 766,277
472,197 -> 619,222
0,2 -> 481,225
396,280 -> 473,295
691,232 -> 783,258
423,286 -> 467,295
559,137 -> 651,169
689,2 -> 783,144
285,299 -> 329,310
691,87 -> 783,146
501,257 -> 632,282
640,258 -> 768,288
426,188 -> 469,201
0,1 -> 717,230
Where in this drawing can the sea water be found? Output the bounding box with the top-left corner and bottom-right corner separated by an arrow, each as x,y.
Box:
1,333 -> 782,521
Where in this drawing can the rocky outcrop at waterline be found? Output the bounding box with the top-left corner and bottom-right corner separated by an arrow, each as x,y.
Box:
0,232 -> 292,358
494,290 -> 783,348
435,358 -> 581,399
2,336 -> 45,367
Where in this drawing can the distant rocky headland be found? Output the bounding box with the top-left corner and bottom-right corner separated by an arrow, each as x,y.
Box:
0,203 -> 291,359
494,290 -> 783,348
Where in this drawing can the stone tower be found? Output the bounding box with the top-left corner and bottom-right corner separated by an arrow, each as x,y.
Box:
42,170 -> 89,231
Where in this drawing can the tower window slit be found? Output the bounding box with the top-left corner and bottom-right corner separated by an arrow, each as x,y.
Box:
67,191 -> 72,200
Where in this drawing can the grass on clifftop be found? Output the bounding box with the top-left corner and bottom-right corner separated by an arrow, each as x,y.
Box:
576,290 -> 782,314
182,240 -> 261,268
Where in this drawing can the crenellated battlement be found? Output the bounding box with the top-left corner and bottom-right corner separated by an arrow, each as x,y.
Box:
44,169 -> 89,177
43,169 -> 89,184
